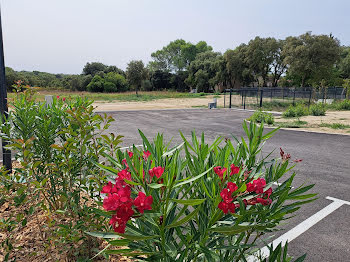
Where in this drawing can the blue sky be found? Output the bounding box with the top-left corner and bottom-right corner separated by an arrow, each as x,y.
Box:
2,0 -> 350,74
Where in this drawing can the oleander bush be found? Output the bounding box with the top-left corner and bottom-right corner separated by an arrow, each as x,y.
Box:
89,122 -> 315,261
0,87 -> 122,260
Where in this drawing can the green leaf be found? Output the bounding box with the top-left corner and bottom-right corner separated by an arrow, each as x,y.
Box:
124,179 -> 141,186
148,183 -> 165,189
174,166 -> 213,188
166,206 -> 200,229
209,225 -> 252,235
170,199 -> 206,206
86,231 -> 120,239
118,233 -> 159,241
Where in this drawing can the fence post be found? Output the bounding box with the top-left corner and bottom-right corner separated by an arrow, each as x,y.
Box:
224,90 -> 226,108
308,89 -> 312,109
293,88 -> 296,106
229,89 -> 232,108
260,89 -> 263,108
241,90 -> 244,106
244,90 -> 246,109
270,88 -> 273,101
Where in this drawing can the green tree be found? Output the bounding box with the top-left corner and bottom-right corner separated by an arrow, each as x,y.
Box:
283,32 -> 341,87
87,75 -> 104,92
339,46 -> 350,78
244,37 -> 280,86
126,60 -> 148,95
150,39 -> 212,72
82,62 -> 107,76
186,51 -> 222,92
104,72 -> 129,92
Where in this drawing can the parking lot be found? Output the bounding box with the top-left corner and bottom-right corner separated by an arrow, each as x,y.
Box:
104,108 -> 350,261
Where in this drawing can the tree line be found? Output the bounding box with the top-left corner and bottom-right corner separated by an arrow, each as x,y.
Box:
6,32 -> 350,93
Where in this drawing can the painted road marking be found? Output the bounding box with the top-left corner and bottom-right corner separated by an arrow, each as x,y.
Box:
119,145 -> 143,150
248,196 -> 350,261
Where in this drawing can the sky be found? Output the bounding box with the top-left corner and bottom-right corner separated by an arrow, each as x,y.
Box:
2,0 -> 350,74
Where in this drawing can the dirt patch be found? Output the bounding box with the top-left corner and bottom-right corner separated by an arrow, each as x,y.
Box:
92,95 -> 230,111
274,111 -> 350,135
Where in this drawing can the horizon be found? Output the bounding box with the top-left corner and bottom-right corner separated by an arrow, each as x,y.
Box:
2,0 -> 350,74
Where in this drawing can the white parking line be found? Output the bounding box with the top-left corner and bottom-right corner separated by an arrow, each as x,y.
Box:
248,196 -> 350,261
119,145 -> 143,150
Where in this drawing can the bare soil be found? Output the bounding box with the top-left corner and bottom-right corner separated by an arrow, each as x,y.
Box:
275,111 -> 350,135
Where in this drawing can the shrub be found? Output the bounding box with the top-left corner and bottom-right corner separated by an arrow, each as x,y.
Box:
335,99 -> 350,110
87,75 -> 104,92
0,87 -> 123,260
310,103 -> 326,116
282,104 -> 309,118
105,72 -> 129,92
103,81 -> 117,92
89,122 -> 315,261
248,110 -> 274,124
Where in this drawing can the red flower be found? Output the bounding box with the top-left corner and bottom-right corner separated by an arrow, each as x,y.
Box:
218,202 -> 237,214
121,158 -> 129,168
56,95 -> 60,99
227,182 -> 238,193
220,188 -> 233,203
230,164 -> 240,175
149,166 -> 164,179
134,192 -> 153,214
280,148 -> 291,161
253,178 -> 266,194
246,182 -> 255,192
118,169 -> 131,181
127,151 -> 133,158
101,181 -> 117,194
103,194 -> 121,211
143,150 -> 151,160
214,166 -> 227,179
62,97 -> 66,102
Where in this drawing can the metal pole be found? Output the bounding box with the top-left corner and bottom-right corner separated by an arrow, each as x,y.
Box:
308,89 -> 312,109
260,89 -> 263,108
224,90 -> 225,108
0,5 -> 11,172
293,88 -> 296,106
229,89 -> 232,108
243,90 -> 246,110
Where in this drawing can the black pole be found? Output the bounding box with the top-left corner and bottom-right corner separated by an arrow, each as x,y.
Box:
0,6 -> 11,172
293,88 -> 296,106
308,89 -> 312,109
229,89 -> 232,108
260,89 -> 263,108
224,90 -> 225,108
243,90 -> 246,110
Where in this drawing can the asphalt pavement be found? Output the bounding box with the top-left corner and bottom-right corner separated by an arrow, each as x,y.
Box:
104,108 -> 350,262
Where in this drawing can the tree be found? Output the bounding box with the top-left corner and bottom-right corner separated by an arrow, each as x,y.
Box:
339,46 -> 350,79
104,72 -> 129,92
87,75 -> 104,92
283,32 -> 341,87
126,60 -> 148,95
244,37 -> 280,86
186,51 -> 222,92
82,62 -> 107,76
150,70 -> 172,90
150,39 -> 212,72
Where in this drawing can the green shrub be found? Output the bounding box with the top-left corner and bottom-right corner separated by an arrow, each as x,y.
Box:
105,72 -> 129,92
335,99 -> 350,110
103,81 -> 117,92
0,87 -> 123,260
282,104 -> 309,118
89,122 -> 314,261
87,75 -> 104,92
248,110 -> 274,124
310,103 -> 326,116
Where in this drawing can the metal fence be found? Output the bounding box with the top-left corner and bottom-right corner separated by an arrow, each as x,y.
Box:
223,87 -> 348,109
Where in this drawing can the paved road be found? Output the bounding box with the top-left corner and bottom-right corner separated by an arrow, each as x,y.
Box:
104,108 -> 350,262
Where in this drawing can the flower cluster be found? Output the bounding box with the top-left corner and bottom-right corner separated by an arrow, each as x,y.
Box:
246,178 -> 272,206
101,168 -> 153,233
214,164 -> 240,180
218,182 -> 239,214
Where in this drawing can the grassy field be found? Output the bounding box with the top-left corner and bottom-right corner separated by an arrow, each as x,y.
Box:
7,90 -> 210,102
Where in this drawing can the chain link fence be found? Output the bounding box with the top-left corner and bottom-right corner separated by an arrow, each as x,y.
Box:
223,87 -> 348,110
